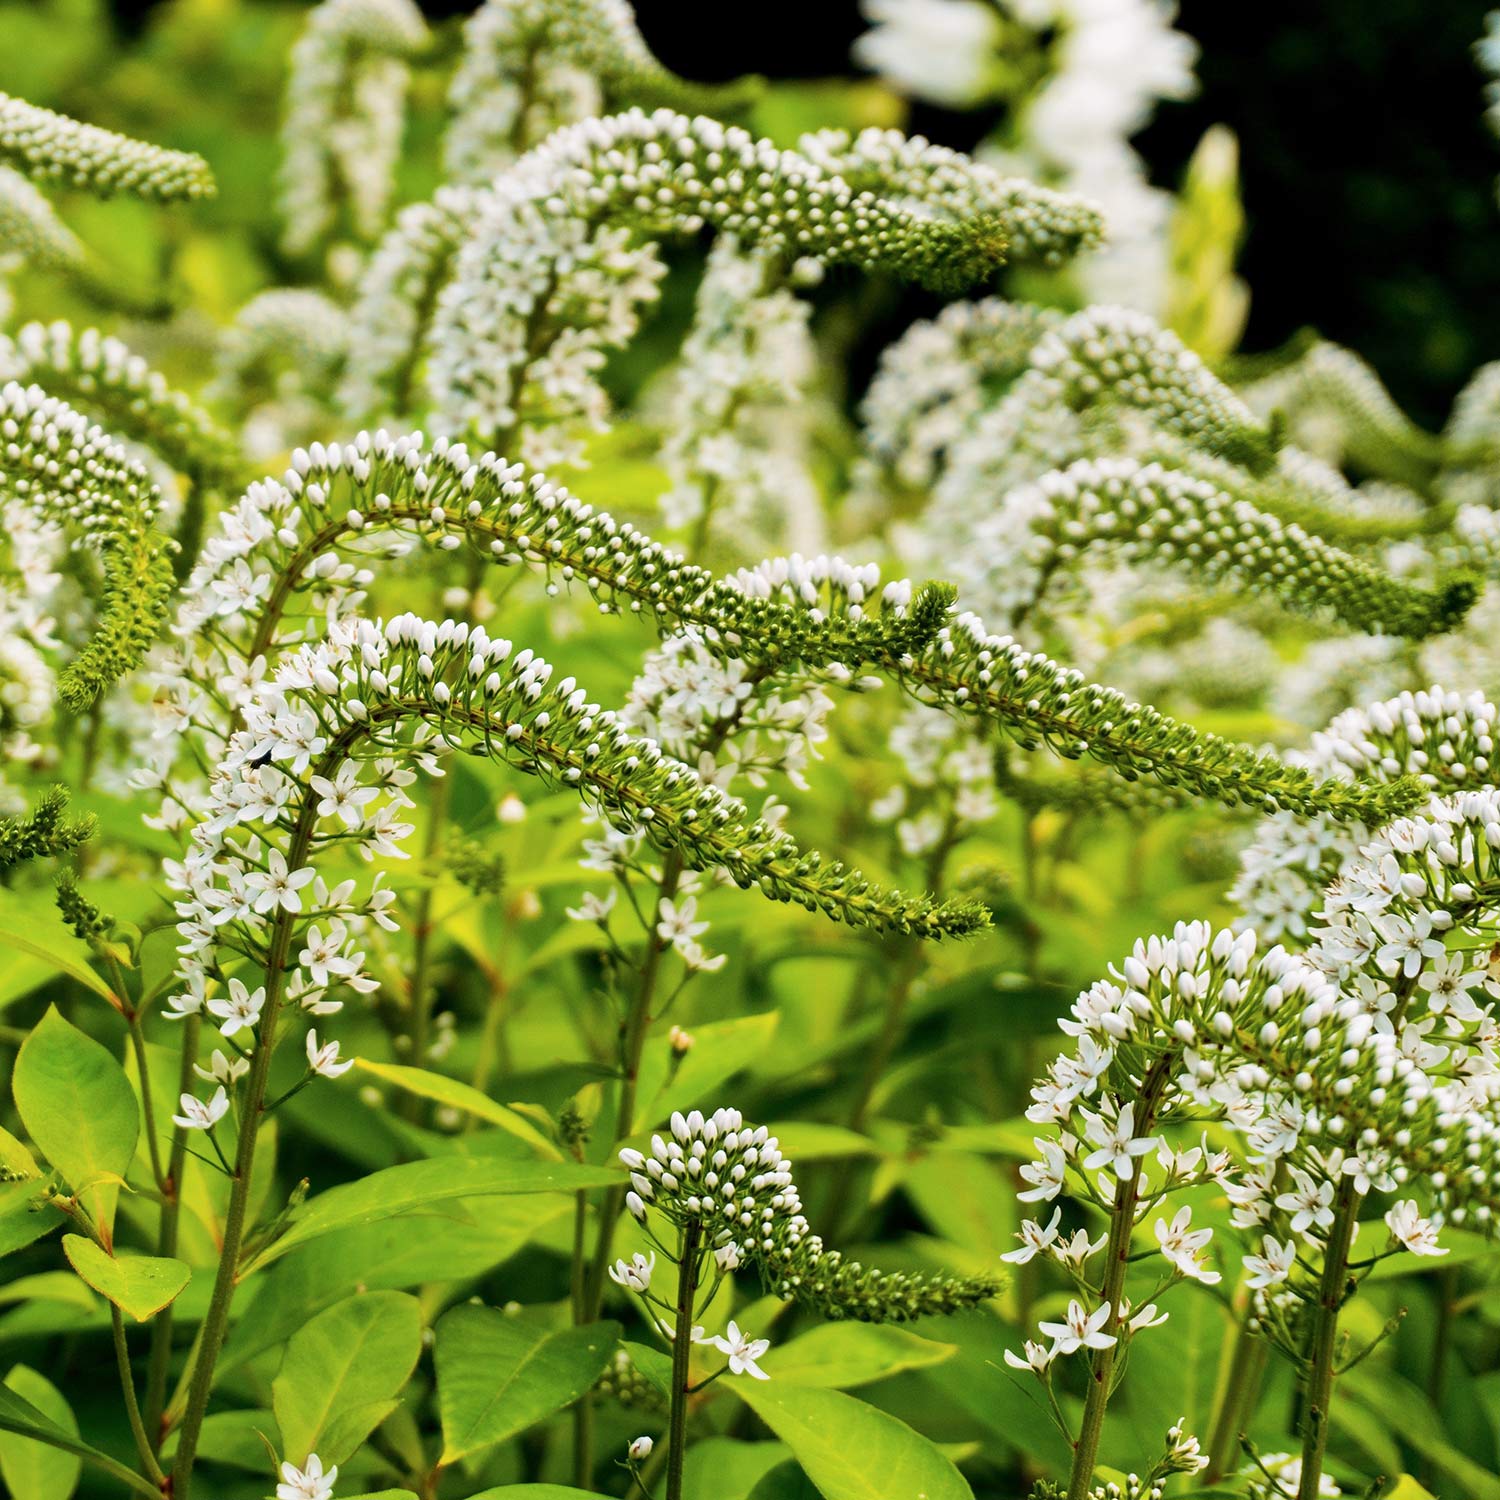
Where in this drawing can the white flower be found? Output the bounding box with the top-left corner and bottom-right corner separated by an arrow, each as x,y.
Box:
1018,1138 -> 1068,1203
703,1320 -> 770,1379
1037,1299 -> 1115,1356
1003,1339 -> 1055,1374
277,1453 -> 337,1500
1385,1200 -> 1448,1257
309,767 -> 378,828
852,0 -> 1004,107
194,1049 -> 249,1086
173,1086 -> 229,1132
627,1435 -> 653,1462
1081,1102 -> 1157,1180
1002,1207 -> 1062,1264
1154,1206 -> 1220,1284
714,1241 -> 742,1272
1242,1236 -> 1296,1289
566,889 -> 616,924
1276,1170 -> 1335,1238
306,1030 -> 354,1079
656,895 -> 709,952
608,1252 -> 656,1292
207,977 -> 266,1038
246,849 -> 317,915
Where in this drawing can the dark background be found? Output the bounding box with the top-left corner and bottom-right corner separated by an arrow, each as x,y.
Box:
109,0 -> 1500,427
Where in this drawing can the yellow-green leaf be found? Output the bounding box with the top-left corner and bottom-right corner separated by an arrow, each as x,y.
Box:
352,1060 -> 560,1158
61,1236 -> 190,1322
759,1325 -> 955,1389
727,1382 -> 973,1500
436,1306 -> 619,1463
0,899 -> 117,1004
273,1290 -> 423,1468
0,1365 -> 79,1500
13,1007 -> 139,1232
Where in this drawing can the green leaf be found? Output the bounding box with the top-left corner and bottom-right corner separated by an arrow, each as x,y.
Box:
635,1012 -> 780,1132
726,1382 -> 974,1500
759,1325 -> 955,1389
746,1463 -> 822,1500
253,1156 -> 619,1268
620,1340 -> 673,1403
1385,1481 -> 1439,1500
0,1378 -> 159,1499
0,1366 -> 79,1500
343,1492 -> 421,1500
435,1305 -> 620,1462
13,1006 -> 139,1232
61,1235 -> 190,1321
273,1290 -> 424,1468
352,1060 -> 560,1158
460,1490 -> 606,1499
0,900 -> 118,1005
683,1438 -> 791,1500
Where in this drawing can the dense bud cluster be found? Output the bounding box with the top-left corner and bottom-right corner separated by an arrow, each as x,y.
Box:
858,297 -> 1057,495
0,381 -> 176,707
0,784 -> 95,874
0,321 -> 242,493
1233,687 -> 1500,941
796,127 -> 1106,267
444,0 -> 760,183
0,90 -> 214,201
620,1109 -> 998,1321
277,0 -> 430,257
0,165 -> 85,273
969,455 -> 1478,636
1245,340 -> 1443,490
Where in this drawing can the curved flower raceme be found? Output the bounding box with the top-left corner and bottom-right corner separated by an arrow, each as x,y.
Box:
967,455 -> 1478,637
0,381 -> 176,708
0,90 -> 214,201
0,320 -> 243,494
162,430 -> 1428,827
426,109 -> 1099,452
620,1107 -> 1000,1322
444,0 -> 761,184
1232,687 -> 1500,943
277,0 -> 430,257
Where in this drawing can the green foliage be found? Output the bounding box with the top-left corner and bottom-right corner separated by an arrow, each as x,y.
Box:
60,1234 -> 190,1321
0,784 -> 93,873
0,1366 -> 79,1500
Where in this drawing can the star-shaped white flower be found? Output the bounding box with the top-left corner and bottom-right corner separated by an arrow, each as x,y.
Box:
1037,1299 -> 1115,1356
172,1086 -> 229,1132
702,1320 -> 770,1379
277,1453 -> 337,1500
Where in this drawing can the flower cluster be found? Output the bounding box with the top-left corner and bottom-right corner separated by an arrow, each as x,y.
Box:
0,381 -> 177,708
962,454 -> 1478,637
277,0 -> 430,258
0,90 -> 215,201
0,165 -> 86,277
0,320 -> 243,496
1232,686 -> 1500,942
655,237 -> 820,554
443,0 -> 760,184
620,1108 -> 1000,1322
0,784 -> 94,875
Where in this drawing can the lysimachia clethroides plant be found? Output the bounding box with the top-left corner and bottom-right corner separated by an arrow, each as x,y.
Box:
2,4 -> 1500,1500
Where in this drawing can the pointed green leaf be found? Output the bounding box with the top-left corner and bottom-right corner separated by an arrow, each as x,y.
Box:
0,901 -> 117,1004
460,1490 -> 601,1499
436,1306 -> 620,1463
61,1235 -> 190,1321
0,1377 -> 159,1499
352,1060 -> 560,1158
13,1006 -> 139,1231
726,1382 -> 973,1500
758,1325 -> 955,1389
273,1290 -> 423,1468
0,1366 -> 79,1500
255,1157 -> 617,1268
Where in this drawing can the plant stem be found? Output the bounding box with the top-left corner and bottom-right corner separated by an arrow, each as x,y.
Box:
126,1013 -> 168,1193
169,784 -> 325,1499
1296,1177 -> 1361,1500
570,1187 -> 595,1490
111,1306 -> 166,1488
1205,1307 -> 1268,1481
145,1011 -> 200,1444
403,770 -> 452,1107
665,1220 -> 703,1500
1064,1058 -> 1172,1500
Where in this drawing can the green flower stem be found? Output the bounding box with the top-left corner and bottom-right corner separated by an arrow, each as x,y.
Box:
1296,1177 -> 1362,1500
168,748 -> 340,1499
125,1011 -> 167,1194
1064,1057 -> 1173,1500
1205,1307 -> 1269,1480
403,769 -> 452,1105
111,1305 -> 166,1488
666,1220 -> 704,1500
145,1011 -> 200,1444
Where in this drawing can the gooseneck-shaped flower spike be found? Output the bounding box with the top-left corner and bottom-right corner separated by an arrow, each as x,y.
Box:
277,0 -> 430,256
0,321 -> 243,494
979,455 -> 1478,638
0,382 -> 177,709
445,0 -> 762,183
0,90 -> 215,201
178,431 -> 1426,825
